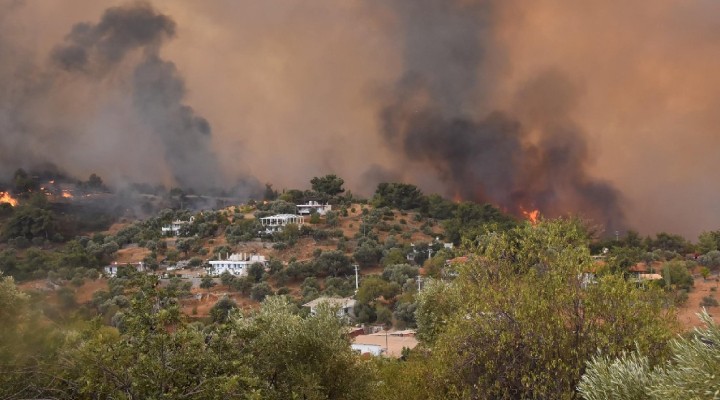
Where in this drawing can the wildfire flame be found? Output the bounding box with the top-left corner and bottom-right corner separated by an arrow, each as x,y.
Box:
0,192 -> 18,207
62,191 -> 74,199
452,191 -> 463,204
522,208 -> 540,225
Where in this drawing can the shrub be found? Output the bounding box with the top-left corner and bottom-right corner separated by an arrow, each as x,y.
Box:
701,296 -> 718,307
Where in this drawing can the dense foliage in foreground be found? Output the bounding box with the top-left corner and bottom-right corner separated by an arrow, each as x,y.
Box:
0,274 -> 374,399
2,219 -> 719,399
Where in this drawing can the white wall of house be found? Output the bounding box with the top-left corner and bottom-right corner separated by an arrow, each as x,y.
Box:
351,344 -> 384,356
259,214 -> 304,234
161,217 -> 194,236
104,262 -> 145,277
208,253 -> 267,277
296,201 -> 332,216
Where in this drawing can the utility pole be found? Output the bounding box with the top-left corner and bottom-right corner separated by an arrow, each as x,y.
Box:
354,264 -> 359,294
417,275 -> 422,291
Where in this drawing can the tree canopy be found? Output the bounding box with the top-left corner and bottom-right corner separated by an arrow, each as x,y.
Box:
310,174 -> 345,197
393,219 -> 676,399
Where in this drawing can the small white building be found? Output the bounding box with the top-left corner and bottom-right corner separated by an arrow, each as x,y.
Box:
207,253 -> 267,277
351,343 -> 385,356
296,201 -> 332,216
302,297 -> 357,318
161,217 -> 194,236
104,262 -> 145,277
259,214 -> 304,234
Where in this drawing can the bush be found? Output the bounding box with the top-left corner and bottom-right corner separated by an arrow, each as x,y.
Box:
701,296 -> 718,307
660,261 -> 695,291
209,296 -> 238,323
251,282 -> 273,302
71,276 -> 85,287
272,242 -> 288,251
674,289 -> 689,306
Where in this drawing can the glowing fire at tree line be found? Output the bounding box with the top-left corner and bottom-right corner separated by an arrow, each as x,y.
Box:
522,208 -> 540,225
0,192 -> 18,207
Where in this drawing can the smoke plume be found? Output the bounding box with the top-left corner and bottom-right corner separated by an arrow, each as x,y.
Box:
50,2 -> 223,190
2,0 -> 720,237
380,1 -> 624,231
0,2 -> 226,192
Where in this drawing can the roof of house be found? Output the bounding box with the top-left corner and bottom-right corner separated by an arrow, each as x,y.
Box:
638,273 -> 663,280
352,332 -> 418,358
628,263 -> 650,273
260,214 -> 301,219
302,297 -> 357,309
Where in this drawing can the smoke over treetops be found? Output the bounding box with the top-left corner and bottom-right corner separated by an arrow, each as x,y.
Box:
1,0 -> 719,237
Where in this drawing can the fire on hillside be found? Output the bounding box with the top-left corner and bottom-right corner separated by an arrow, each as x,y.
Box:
522,208 -> 540,225
0,192 -> 18,207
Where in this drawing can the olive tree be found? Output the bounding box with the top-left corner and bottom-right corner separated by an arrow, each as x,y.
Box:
579,311 -> 720,400
411,219 -> 676,399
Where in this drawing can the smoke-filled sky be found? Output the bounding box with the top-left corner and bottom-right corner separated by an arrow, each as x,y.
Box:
1,0 -> 720,238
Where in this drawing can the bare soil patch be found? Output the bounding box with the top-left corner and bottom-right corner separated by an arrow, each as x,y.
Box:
677,275 -> 720,330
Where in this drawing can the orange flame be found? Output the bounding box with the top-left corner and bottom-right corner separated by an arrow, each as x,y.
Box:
522,208 -> 540,225
61,191 -> 74,199
0,192 -> 18,207
452,190 -> 463,204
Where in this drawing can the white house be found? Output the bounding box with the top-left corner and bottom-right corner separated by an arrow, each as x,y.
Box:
351,343 -> 385,356
161,216 -> 194,236
207,253 -> 267,277
296,201 -> 332,216
258,214 -> 304,234
302,297 -> 357,318
104,261 -> 145,277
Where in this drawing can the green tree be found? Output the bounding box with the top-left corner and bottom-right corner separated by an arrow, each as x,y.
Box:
232,296 -> 374,399
0,272 -> 66,398
250,282 -> 273,302
698,250 -> 720,268
411,219 -> 676,399
442,201 -> 516,244
209,296 -> 238,323
372,182 -> 426,210
353,239 -> 383,267
579,311 -> 720,400
176,238 -> 192,256
697,230 -> 720,254
2,204 -> 57,241
314,250 -> 352,277
60,275 -> 255,398
425,194 -> 457,220
310,174 -> 345,197
264,183 -> 279,201
382,263 -> 419,285
606,246 -> 645,274
325,210 -> 339,227
660,260 -> 695,291
649,232 -> 692,254
247,262 -> 265,283
357,276 -> 400,305
86,173 -> 105,190
12,168 -> 38,193
200,276 -> 216,291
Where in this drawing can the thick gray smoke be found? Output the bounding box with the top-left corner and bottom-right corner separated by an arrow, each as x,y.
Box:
380,0 -> 625,231
3,0 -> 720,236
50,2 -> 222,190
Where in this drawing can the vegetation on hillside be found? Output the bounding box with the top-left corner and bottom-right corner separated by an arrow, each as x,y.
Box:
1,171 -> 719,398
